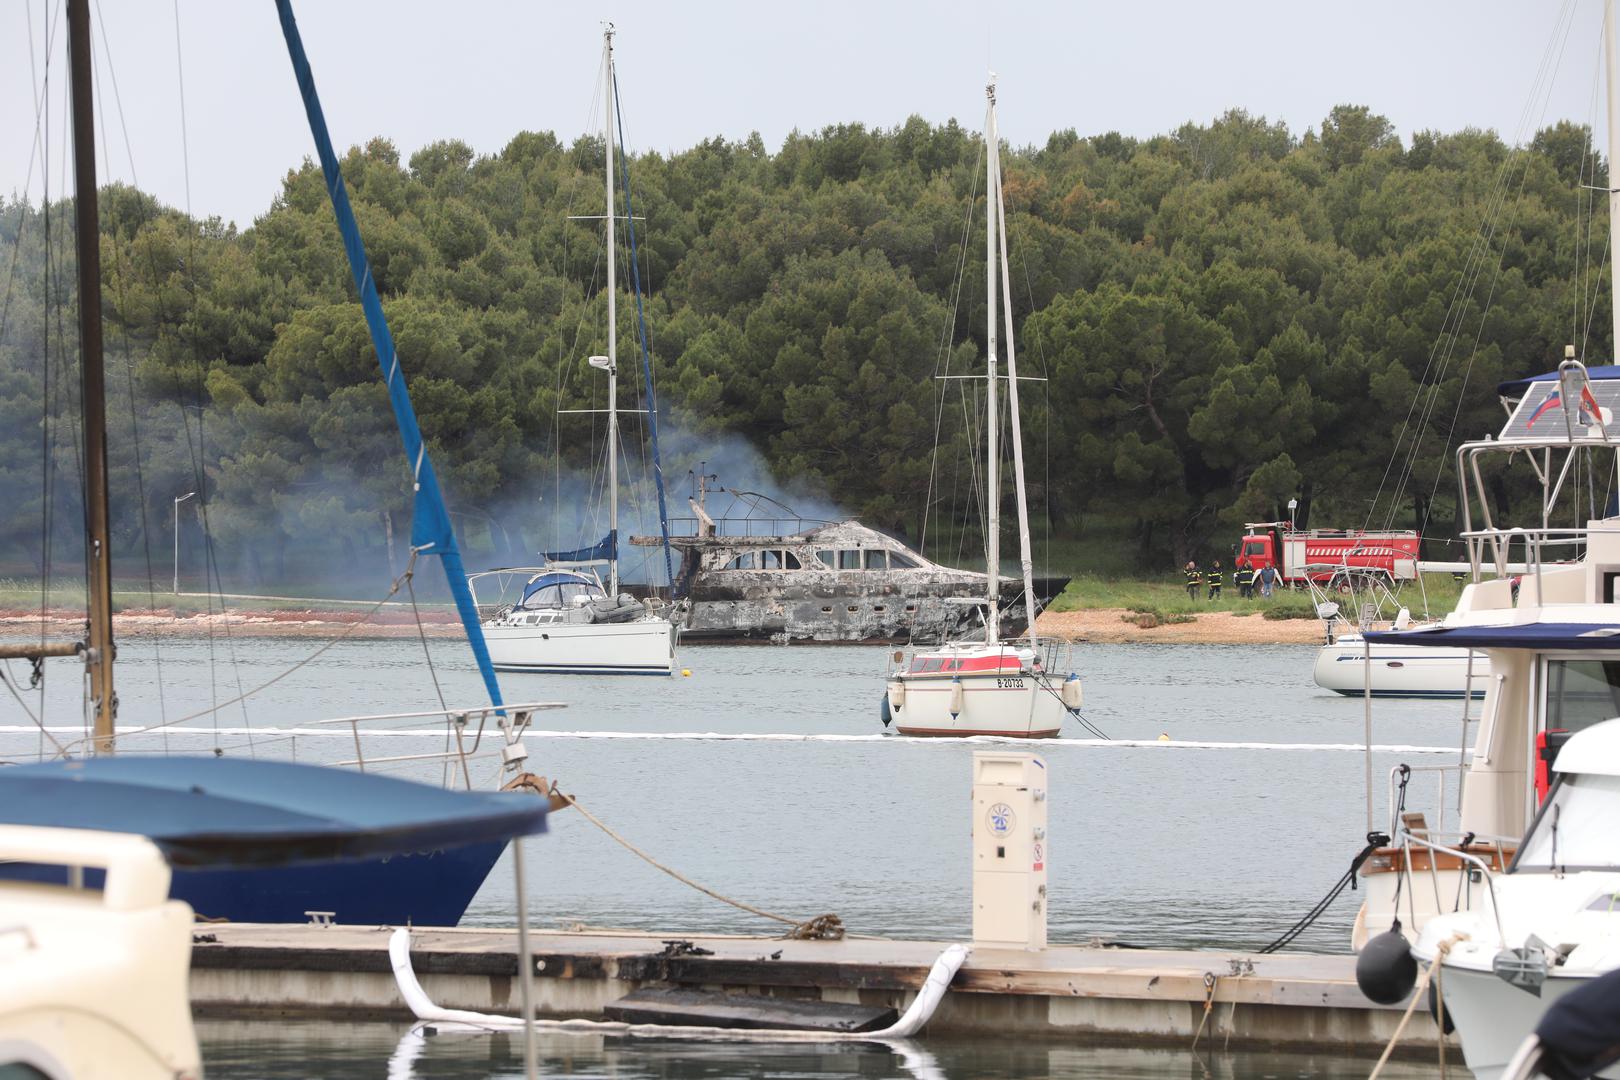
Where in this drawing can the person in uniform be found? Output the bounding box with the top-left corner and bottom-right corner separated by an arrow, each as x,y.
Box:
1235,561 -> 1254,599
1207,560 -> 1223,601
1184,560 -> 1201,600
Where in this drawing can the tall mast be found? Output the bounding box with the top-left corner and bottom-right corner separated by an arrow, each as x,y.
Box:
69,0 -> 116,753
1607,0 -> 1620,365
994,111 -> 1040,655
604,25 -> 619,597
984,78 -> 1000,644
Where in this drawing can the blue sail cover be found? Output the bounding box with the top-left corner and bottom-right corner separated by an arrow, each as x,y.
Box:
0,758 -> 547,869
275,0 -> 502,712
542,531 -> 616,564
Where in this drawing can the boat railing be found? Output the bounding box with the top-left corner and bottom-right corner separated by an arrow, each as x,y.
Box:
1387,762 -> 1462,841
1457,525 -> 1587,588
308,701 -> 564,788
1396,830 -> 1509,948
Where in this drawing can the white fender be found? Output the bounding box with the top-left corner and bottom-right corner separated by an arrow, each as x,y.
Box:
888,680 -> 906,708
948,677 -> 964,717
1060,674 -> 1083,710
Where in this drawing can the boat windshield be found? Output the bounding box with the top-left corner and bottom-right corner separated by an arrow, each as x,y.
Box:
518,577 -> 606,610
1546,661 -> 1620,737
1516,772 -> 1620,872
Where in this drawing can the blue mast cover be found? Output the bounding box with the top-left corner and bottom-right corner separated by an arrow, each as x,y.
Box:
275,0 -> 502,710
612,69 -> 676,592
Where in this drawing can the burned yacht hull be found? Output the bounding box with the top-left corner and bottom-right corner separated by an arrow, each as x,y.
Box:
634,520 -> 1067,644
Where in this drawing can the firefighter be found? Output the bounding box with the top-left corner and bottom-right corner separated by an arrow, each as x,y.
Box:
1234,560 -> 1255,599
1206,560 -> 1223,601
1183,560 -> 1201,600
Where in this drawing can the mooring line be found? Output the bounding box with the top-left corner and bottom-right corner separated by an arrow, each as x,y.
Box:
0,726 -> 1463,753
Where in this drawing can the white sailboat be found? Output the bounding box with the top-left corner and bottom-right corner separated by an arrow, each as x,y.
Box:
474,26 -> 678,677
883,79 -> 1080,739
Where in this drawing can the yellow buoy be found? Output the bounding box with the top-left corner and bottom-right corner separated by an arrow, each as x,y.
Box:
681,668 -> 692,677
1158,732 -> 1171,742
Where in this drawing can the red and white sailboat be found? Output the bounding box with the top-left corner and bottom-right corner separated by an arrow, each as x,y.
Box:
883,78 -> 1081,739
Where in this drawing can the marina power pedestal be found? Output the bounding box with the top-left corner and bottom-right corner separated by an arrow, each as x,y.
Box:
971,751 -> 1047,950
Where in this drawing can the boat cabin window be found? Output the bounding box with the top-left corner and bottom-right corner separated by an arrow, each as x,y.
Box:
890,552 -> 918,569
816,551 -> 836,568
1545,661 -> 1620,737
838,550 -> 861,570
910,657 -> 946,673
865,550 -> 888,570
754,550 -> 801,570
1515,772 -> 1620,872
727,553 -> 756,570
782,551 -> 802,569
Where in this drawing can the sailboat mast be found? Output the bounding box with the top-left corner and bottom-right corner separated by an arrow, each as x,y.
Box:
1607,0 -> 1620,367
984,79 -> 1001,644
68,0 -> 116,754
604,25 -> 619,597
994,125 -> 1041,655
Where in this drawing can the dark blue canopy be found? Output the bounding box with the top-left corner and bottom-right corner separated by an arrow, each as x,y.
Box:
1498,366 -> 1620,397
1365,623 -> 1620,651
0,757 -> 547,869
521,571 -> 602,604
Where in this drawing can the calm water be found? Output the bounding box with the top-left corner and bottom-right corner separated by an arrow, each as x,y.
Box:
198,1018 -> 1431,1079
4,633 -> 1465,1077
0,634 -> 1467,949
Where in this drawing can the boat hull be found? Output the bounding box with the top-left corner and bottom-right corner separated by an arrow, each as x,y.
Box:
1313,638 -> 1487,698
483,618 -> 676,676
6,841 -> 509,926
1432,964 -> 1612,1080
887,646 -> 1070,738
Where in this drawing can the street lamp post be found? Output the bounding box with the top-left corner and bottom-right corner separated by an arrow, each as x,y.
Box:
173,492 -> 196,596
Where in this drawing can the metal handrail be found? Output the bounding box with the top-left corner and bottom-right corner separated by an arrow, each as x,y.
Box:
1398,831 -> 1508,947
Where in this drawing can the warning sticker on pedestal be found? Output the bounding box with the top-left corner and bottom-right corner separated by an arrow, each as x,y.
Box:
1032,841 -> 1044,871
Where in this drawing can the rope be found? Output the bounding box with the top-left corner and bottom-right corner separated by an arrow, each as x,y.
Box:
1368,933 -> 1467,1080
1255,832 -> 1388,954
556,787 -> 844,940
1191,972 -> 1218,1049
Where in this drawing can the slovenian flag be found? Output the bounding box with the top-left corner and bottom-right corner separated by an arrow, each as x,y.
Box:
1528,383 -> 1605,429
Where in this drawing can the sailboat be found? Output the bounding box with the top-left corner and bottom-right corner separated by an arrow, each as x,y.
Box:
0,0 -> 548,927
882,79 -> 1081,739
473,26 -> 679,677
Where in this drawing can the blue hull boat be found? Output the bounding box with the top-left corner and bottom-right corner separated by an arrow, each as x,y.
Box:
0,757 -> 544,925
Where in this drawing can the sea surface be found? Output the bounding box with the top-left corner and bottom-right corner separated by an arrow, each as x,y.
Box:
2,632 -> 1467,1077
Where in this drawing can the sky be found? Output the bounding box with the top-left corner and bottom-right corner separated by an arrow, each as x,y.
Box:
0,1 -> 1612,229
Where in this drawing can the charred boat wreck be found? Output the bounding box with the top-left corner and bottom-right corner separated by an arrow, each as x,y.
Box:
630,519 -> 1067,644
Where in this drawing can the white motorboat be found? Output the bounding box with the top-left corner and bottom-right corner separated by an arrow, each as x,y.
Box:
882,79 -> 1080,740
1409,718 -> 1620,1079
471,27 -> 678,677
0,826 -> 201,1080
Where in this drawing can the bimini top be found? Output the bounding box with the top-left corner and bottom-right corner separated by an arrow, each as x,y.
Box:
1498,365 -> 1620,398
1553,717 -> 1620,778
0,757 -> 548,869
1366,622 -> 1620,651
521,571 -> 602,605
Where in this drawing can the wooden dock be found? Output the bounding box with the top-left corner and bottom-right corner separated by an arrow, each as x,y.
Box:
190,924 -> 1447,1054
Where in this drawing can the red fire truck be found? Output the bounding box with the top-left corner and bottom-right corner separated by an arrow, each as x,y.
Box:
1236,522 -> 1420,588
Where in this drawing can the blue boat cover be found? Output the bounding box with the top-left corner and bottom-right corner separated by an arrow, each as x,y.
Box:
541,532 -> 616,564
0,758 -> 547,869
1365,623 -> 1620,651
1498,366 -> 1620,397
521,571 -> 600,604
